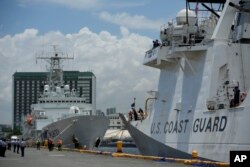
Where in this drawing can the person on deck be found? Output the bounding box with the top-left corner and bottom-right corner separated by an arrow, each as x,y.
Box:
128,110 -> 133,121
36,139 -> 41,150
13,139 -> 17,153
132,108 -> 138,121
16,139 -> 20,154
57,138 -> 63,151
48,138 -> 54,151
20,139 -> 26,157
138,108 -> 144,120
233,86 -> 240,107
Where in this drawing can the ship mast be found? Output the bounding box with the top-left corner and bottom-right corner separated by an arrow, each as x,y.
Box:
36,45 -> 74,89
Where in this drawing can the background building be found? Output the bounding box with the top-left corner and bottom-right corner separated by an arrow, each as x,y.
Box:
105,108 -> 124,130
96,109 -> 104,116
106,107 -> 116,115
12,71 -> 96,129
106,113 -> 124,130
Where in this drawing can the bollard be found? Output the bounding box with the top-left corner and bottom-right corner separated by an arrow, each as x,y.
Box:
192,150 -> 198,159
184,160 -> 192,165
116,141 -> 123,153
44,139 -> 48,147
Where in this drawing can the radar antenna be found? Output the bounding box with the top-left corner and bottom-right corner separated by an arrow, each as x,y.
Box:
36,45 -> 74,89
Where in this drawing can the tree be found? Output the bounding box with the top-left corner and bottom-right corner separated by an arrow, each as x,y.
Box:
12,127 -> 22,135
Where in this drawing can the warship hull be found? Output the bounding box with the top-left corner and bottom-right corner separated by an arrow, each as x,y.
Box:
42,115 -> 109,149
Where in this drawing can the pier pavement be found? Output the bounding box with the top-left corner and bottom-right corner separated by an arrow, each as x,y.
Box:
0,147 -> 187,167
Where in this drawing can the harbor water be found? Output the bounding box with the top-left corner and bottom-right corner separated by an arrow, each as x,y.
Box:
96,146 -> 140,154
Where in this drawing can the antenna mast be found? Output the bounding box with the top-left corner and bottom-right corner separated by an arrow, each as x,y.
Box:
36,45 -> 74,89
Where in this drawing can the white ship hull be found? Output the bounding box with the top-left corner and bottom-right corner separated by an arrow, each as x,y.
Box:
121,99 -> 250,162
121,0 -> 250,163
42,115 -> 109,149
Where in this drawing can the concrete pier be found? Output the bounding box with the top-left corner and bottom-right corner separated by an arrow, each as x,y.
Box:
0,148 -> 186,167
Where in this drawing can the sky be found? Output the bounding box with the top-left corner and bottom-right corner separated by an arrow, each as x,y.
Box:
0,0 -> 185,125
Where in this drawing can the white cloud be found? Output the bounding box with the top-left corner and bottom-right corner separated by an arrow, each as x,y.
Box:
47,0 -> 101,9
0,27 -> 159,124
99,11 -> 164,31
19,0 -> 99,9
19,0 -> 148,10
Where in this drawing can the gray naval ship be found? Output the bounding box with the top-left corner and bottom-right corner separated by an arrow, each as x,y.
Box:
120,0 -> 250,163
24,46 -> 109,149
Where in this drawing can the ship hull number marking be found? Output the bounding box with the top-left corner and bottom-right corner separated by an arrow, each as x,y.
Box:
150,116 -> 227,134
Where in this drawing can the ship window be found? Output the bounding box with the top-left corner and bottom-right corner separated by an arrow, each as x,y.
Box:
77,101 -> 80,103
40,111 -> 45,116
